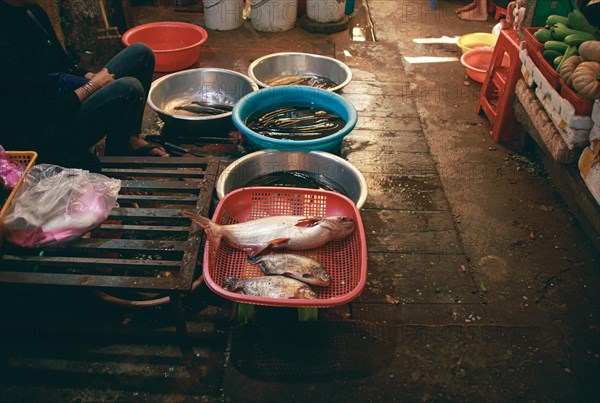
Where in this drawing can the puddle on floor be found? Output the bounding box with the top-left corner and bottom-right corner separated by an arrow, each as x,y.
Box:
349,0 -> 376,42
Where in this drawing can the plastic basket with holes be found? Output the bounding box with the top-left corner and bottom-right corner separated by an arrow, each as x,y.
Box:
0,151 -> 38,220
0,151 -> 37,242
202,187 -> 367,308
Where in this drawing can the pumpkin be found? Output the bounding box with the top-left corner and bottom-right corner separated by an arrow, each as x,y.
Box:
578,40 -> 600,62
560,55 -> 582,87
571,61 -> 600,99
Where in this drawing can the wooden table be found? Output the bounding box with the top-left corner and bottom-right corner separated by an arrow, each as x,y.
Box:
514,97 -> 600,251
0,156 -> 220,349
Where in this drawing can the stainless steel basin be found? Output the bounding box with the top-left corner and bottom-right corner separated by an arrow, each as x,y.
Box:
216,150 -> 368,209
248,52 -> 352,92
148,68 -> 258,136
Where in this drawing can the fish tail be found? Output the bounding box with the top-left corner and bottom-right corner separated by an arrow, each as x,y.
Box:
247,256 -> 268,274
182,211 -> 224,246
224,276 -> 240,291
181,211 -> 214,229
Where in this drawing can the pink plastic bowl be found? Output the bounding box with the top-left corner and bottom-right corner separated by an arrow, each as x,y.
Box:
122,22 -> 208,73
460,47 -> 510,83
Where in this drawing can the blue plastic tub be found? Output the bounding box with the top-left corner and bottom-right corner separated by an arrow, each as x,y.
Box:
232,85 -> 358,153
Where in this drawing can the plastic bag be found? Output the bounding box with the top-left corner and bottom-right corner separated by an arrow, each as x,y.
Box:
1,164 -> 121,248
0,145 -> 25,191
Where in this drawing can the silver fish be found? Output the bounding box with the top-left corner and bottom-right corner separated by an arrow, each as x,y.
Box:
191,100 -> 234,111
265,75 -> 338,90
248,254 -> 331,286
182,212 -> 355,257
224,276 -> 317,299
174,104 -> 228,115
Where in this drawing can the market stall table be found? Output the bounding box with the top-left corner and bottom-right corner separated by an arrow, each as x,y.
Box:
513,88 -> 600,250
0,156 -> 220,347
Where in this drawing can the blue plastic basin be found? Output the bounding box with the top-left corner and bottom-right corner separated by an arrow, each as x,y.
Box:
232,86 -> 358,153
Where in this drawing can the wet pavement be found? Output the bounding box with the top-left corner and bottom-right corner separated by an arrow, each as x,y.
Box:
1,1 -> 599,402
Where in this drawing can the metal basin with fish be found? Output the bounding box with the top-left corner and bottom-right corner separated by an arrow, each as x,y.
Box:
147,68 -> 259,137
216,150 -> 368,209
248,52 -> 352,92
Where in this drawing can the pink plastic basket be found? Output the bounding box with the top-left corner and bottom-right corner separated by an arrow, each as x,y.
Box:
202,187 -> 368,308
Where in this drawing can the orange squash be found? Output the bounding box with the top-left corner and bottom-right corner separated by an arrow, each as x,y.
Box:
560,55 -> 582,87
578,40 -> 600,62
571,61 -> 600,99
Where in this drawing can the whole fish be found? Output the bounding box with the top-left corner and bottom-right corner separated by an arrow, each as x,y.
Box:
247,106 -> 345,140
182,212 -> 355,257
190,100 -> 234,111
265,75 -> 338,90
248,254 -> 331,286
224,276 -> 317,299
174,104 -> 229,115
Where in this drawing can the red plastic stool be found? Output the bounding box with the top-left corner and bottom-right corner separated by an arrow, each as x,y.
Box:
494,6 -> 507,19
476,29 -> 522,143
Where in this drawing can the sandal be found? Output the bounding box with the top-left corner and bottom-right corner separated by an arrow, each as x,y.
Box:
129,143 -> 169,157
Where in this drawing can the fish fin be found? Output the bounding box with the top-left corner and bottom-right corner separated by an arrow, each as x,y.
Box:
244,245 -> 270,258
268,238 -> 290,247
295,217 -> 322,227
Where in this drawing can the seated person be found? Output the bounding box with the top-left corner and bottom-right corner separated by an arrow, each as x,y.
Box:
456,0 -> 512,22
0,0 -> 168,173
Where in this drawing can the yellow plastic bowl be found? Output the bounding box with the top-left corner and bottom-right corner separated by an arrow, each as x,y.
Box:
457,33 -> 498,53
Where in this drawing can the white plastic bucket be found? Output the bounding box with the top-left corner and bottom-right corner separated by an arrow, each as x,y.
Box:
250,0 -> 298,32
203,0 -> 243,31
307,0 -> 346,23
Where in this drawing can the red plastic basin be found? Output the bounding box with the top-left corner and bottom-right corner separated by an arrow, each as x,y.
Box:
122,22 -> 208,73
460,47 -> 510,83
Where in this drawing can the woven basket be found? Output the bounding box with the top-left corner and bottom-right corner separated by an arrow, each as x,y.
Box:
0,151 -> 38,242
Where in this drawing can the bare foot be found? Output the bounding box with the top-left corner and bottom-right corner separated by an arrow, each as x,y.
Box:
128,136 -> 170,157
456,1 -> 477,14
458,9 -> 488,21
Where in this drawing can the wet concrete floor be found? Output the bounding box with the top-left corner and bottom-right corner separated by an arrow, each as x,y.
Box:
1,1 -> 598,402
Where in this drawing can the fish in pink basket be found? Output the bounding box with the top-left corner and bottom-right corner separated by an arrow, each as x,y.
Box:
224,276 -> 317,299
182,211 -> 355,257
248,253 -> 331,286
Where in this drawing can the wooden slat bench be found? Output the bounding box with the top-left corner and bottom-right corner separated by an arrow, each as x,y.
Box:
0,156 -> 221,348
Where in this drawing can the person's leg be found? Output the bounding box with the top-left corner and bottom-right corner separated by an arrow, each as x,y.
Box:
50,77 -> 146,155
105,42 -> 155,96
456,1 -> 477,14
104,43 -> 155,136
102,43 -> 167,156
459,0 -> 488,21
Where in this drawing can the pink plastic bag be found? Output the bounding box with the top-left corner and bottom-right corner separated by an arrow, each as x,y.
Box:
1,164 -> 121,248
0,145 -> 25,191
